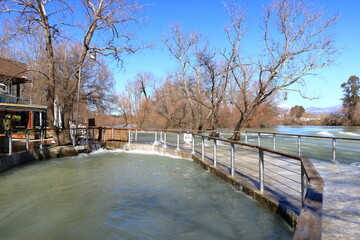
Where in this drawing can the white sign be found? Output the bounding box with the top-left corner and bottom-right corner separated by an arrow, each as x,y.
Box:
184,133 -> 192,143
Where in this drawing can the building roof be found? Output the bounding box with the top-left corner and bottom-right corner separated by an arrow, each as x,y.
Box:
0,58 -> 29,84
0,103 -> 47,112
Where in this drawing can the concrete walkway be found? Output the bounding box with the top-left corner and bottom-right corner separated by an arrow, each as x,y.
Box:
311,160 -> 360,240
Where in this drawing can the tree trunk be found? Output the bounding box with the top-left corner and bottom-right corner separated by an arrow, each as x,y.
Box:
230,119 -> 243,140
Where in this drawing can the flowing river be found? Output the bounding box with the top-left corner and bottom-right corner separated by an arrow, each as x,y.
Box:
0,150 -> 292,240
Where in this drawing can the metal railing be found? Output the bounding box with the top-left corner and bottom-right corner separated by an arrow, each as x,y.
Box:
91,127 -> 319,209
0,128 -> 48,155
119,128 -> 323,239
244,131 -> 360,164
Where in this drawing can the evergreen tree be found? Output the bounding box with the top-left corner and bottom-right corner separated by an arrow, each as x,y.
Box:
341,75 -> 360,125
289,106 -> 305,119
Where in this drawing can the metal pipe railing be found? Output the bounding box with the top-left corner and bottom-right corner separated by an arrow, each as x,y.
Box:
154,131 -> 158,145
230,143 -> 235,177
0,128 -> 50,155
176,133 -> 180,150
112,127 -> 309,207
213,139 -> 217,167
259,149 -> 264,192
245,130 -> 360,163
201,136 -> 205,161
26,129 -> 29,151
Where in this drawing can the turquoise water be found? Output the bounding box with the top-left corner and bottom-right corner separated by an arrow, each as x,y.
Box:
0,150 -> 292,239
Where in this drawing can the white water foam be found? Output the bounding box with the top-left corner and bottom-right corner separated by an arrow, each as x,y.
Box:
338,131 -> 360,137
124,149 -> 188,159
317,131 -> 334,136
89,148 -> 108,154
89,147 -> 191,160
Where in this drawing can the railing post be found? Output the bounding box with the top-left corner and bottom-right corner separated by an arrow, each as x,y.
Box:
154,131 -> 158,145
201,136 -> 205,161
259,149 -> 264,192
72,128 -> 76,146
164,132 -> 167,148
176,133 -> 180,150
135,129 -> 138,142
26,129 -> 29,151
112,128 -> 114,141
40,129 -> 43,149
257,133 -> 261,146
332,138 -> 336,162
8,130 -> 12,155
301,163 -> 306,204
128,130 -> 131,144
160,131 -> 163,143
92,128 -> 95,144
213,139 -> 217,167
245,132 -> 248,143
273,134 -> 276,150
86,128 -> 89,145
298,136 -> 301,156
192,134 -> 195,154
103,128 -> 106,143
231,143 -> 235,177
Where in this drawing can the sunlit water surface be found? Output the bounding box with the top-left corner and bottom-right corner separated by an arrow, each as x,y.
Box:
0,150 -> 292,240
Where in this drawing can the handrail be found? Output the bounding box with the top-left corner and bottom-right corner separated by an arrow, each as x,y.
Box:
85,126 -> 242,134
246,130 -> 360,141
191,131 -> 305,161
245,130 -> 360,163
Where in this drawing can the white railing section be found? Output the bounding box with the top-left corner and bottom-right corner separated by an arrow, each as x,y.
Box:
244,131 -> 360,164
0,128 -> 47,155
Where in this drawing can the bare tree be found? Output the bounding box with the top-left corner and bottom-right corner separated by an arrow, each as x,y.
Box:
1,0 -> 145,144
153,78 -> 191,129
60,0 -> 144,143
164,24 -> 210,130
0,0 -> 66,143
225,0 -> 338,139
117,72 -> 154,128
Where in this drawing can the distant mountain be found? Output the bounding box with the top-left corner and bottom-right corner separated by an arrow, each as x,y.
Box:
305,105 -> 342,115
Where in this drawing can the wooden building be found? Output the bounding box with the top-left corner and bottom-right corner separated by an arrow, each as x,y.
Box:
0,58 -> 46,134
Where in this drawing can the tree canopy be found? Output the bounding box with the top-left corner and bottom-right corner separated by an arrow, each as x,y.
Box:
341,75 -> 360,125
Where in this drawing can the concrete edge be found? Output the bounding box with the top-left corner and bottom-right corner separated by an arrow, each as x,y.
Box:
293,157 -> 324,240
0,143 -> 104,173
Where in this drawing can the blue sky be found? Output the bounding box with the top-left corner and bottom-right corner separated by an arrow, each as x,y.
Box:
114,0 -> 360,109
